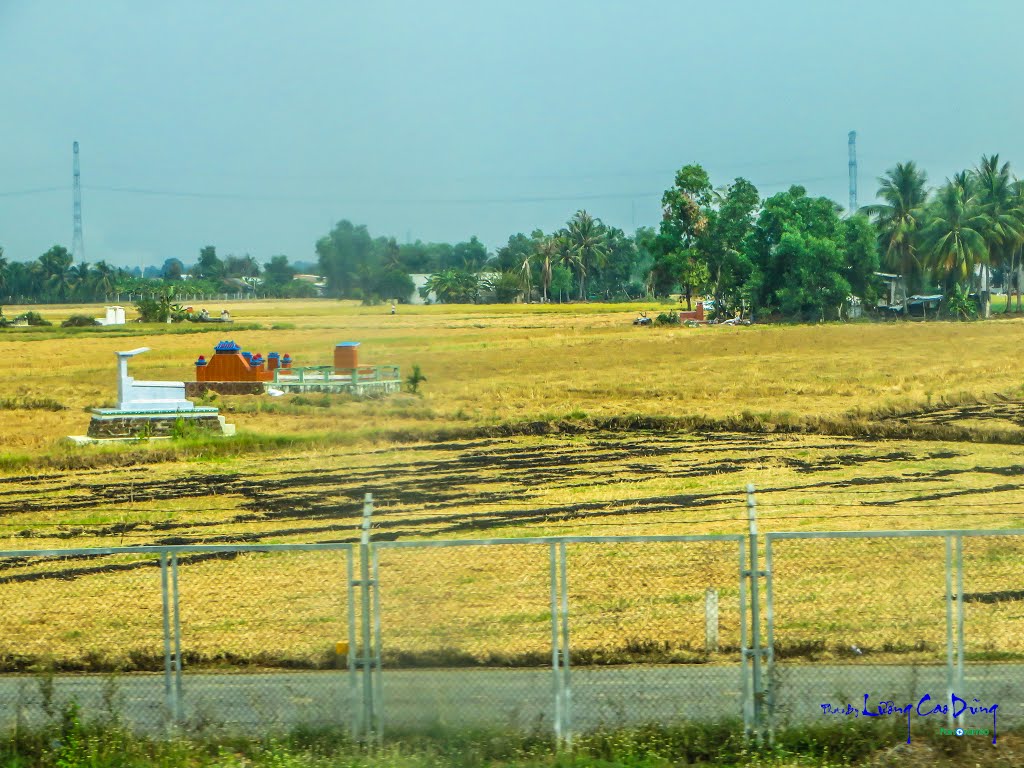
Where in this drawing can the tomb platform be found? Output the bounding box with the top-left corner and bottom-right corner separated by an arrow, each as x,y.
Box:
70,347 -> 235,443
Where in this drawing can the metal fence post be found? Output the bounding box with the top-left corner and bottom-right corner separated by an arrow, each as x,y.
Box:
345,545 -> 358,741
371,545 -> 384,744
739,537 -> 750,732
359,493 -> 376,743
548,542 -> 563,743
159,551 -> 177,728
171,552 -> 184,723
559,541 -> 572,747
956,534 -> 965,728
705,588 -> 719,653
746,484 -> 764,737
764,534 -> 775,742
945,536 -> 954,728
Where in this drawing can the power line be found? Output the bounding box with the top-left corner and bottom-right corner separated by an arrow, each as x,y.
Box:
0,186 -> 66,198
0,170 -> 851,207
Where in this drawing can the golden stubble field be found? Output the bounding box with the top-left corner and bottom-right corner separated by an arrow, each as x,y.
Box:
2,300 -> 1024,669
3,298 -> 1024,455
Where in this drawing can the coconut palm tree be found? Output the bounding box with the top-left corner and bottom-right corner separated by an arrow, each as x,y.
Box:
565,210 -> 608,300
553,234 -> 581,299
93,261 -> 117,300
973,155 -> 1024,316
860,162 -> 929,292
517,252 -> 533,301
922,175 -> 990,292
535,237 -> 558,303
69,261 -> 92,300
1010,181 -> 1024,312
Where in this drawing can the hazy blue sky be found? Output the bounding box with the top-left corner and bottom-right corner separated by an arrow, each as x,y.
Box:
2,1 -> 1023,269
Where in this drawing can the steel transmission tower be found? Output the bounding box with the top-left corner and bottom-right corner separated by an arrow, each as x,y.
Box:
72,141 -> 85,261
848,130 -> 857,215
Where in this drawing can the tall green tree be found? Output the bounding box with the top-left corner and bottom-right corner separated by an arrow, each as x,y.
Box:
536,236 -> 560,302
743,186 -> 862,320
861,162 -> 929,292
699,177 -> 760,316
921,174 -> 990,290
315,221 -> 373,297
973,154 -> 1024,317
564,210 -> 608,300
1010,180 -> 1024,312
659,164 -> 712,309
193,246 -> 224,280
423,268 -> 480,303
262,255 -> 295,286
38,246 -> 74,301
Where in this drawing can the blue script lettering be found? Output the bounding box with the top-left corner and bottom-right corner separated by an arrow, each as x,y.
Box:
822,693 -> 998,745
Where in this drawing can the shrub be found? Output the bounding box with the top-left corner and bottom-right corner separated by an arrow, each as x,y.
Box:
406,365 -> 427,394
15,311 -> 51,326
654,309 -> 680,326
945,285 -> 977,321
61,314 -> 100,327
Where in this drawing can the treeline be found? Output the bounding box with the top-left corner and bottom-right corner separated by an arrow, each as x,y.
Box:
864,155 -> 1024,317
316,155 -> 1024,321
5,154 -> 1020,321
314,167 -> 877,320
0,246 -> 317,303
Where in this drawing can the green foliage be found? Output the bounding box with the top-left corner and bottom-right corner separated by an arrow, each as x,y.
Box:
548,264 -> 573,302
489,271 -> 523,303
372,267 -> 415,302
0,717 -> 923,767
60,315 -> 99,328
316,220 -> 491,300
861,161 -> 929,291
170,417 -> 204,440
279,280 -> 320,299
562,210 -> 608,300
699,177 -> 760,316
654,309 -> 680,326
134,287 -> 184,323
193,245 -> 224,279
406,364 -> 426,394
945,284 -> 978,320
743,185 -> 877,321
14,311 -> 51,326
922,173 -> 989,287
843,214 -> 881,303
423,268 -> 480,304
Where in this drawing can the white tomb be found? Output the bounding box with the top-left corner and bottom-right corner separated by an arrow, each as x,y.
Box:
95,306 -> 126,326
116,348 -> 194,412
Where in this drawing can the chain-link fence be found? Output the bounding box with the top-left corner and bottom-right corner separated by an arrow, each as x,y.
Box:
764,529 -> 1020,738
0,544 -> 356,735
372,536 -> 745,740
0,517 -> 1020,742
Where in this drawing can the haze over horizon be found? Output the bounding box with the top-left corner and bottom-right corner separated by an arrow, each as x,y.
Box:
2,0 -> 1023,269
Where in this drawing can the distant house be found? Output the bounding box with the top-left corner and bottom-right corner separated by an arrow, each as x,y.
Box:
293,274 -> 327,297
874,272 -> 942,318
407,274 -> 436,305
875,273 -> 907,311
223,277 -> 258,293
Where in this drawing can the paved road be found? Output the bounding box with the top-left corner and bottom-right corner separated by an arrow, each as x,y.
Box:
0,664 -> 1018,733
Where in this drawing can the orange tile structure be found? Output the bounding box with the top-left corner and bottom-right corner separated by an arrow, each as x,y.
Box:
334,342 -> 359,371
195,341 -> 292,382
678,301 -> 705,322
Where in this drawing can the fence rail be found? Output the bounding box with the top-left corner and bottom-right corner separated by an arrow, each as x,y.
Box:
0,491 -> 1020,743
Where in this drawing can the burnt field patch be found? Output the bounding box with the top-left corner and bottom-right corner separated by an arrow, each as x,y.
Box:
891,399 -> 1024,429
0,430 -> 1021,564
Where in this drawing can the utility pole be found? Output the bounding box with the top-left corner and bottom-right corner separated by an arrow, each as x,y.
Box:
848,131 -> 858,215
72,142 -> 85,261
